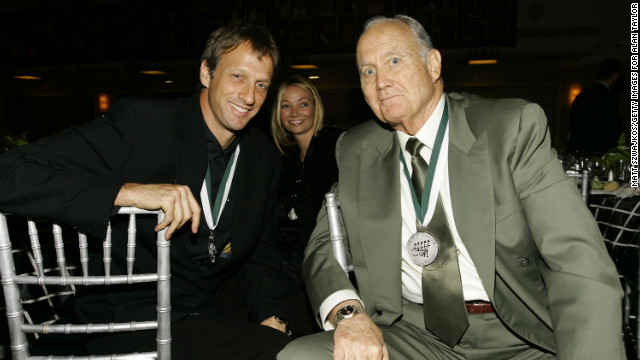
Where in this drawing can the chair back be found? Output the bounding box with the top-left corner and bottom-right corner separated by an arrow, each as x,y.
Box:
566,169 -> 590,203
0,207 -> 171,360
325,192 -> 353,276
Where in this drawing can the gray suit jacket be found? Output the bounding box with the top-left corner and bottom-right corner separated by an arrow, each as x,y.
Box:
304,92 -> 624,359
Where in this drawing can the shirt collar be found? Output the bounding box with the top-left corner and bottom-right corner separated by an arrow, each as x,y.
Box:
204,123 -> 239,153
397,94 -> 446,152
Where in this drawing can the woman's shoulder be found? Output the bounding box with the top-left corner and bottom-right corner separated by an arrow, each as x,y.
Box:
319,126 -> 345,137
307,126 -> 344,164
317,126 -> 344,145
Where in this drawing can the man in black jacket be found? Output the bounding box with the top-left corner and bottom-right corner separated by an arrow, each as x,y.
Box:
0,21 -> 295,359
568,57 -> 623,155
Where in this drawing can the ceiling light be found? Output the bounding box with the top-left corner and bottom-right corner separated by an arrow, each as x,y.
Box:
139,70 -> 168,75
164,80 -> 174,84
13,75 -> 42,80
308,76 -> 319,80
290,65 -> 319,70
468,59 -> 498,65
468,47 -> 499,65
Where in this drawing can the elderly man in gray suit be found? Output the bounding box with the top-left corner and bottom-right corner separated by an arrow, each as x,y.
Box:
278,14 -> 624,360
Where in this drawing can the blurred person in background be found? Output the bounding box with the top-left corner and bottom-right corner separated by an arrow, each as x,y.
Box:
568,57 -> 623,155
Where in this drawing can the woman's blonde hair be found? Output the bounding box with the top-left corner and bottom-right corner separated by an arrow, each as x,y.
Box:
270,75 -> 325,155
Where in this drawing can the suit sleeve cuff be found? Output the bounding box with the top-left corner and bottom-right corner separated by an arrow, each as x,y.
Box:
318,290 -> 362,330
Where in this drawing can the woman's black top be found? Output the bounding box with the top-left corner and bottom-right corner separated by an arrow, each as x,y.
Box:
277,126 -> 343,285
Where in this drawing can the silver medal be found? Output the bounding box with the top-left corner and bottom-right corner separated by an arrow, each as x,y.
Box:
406,232 -> 438,266
208,229 -> 217,263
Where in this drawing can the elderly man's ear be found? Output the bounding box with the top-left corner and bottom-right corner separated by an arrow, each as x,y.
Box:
427,49 -> 442,83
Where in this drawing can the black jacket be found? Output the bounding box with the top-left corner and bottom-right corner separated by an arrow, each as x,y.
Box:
568,82 -> 622,154
0,93 -> 296,348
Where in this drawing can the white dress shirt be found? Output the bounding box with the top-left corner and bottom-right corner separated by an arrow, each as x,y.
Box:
396,95 -> 489,303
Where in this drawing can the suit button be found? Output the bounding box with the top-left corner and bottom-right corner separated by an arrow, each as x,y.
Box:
520,258 -> 529,267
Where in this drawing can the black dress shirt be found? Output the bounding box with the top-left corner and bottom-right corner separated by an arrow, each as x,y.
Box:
187,124 -> 240,267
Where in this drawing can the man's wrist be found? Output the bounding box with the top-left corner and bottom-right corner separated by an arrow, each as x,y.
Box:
332,304 -> 367,328
318,292 -> 362,330
272,316 -> 292,336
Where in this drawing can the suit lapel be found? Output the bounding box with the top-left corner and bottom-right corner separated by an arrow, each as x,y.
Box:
228,133 -> 261,257
356,128 -> 404,311
447,94 -> 496,298
172,94 -> 208,271
175,93 -> 208,195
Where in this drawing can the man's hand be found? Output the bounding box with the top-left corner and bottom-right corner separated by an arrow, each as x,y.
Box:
115,183 -> 201,239
260,316 -> 288,334
334,314 -> 388,360
330,301 -> 388,360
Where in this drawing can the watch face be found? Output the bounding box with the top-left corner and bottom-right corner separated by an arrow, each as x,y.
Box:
334,304 -> 366,327
339,305 -> 355,316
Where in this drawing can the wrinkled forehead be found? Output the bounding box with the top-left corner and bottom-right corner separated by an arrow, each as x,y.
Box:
357,22 -> 414,63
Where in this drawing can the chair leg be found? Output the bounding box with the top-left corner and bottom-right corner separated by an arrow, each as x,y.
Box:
0,216 -> 30,360
156,212 -> 171,360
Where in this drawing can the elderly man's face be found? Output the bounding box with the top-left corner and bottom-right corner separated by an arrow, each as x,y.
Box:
357,21 -> 442,135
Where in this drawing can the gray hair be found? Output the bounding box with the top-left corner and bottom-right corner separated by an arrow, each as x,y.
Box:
362,15 -> 433,64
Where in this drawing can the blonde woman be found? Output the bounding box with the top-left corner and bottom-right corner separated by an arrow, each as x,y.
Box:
271,75 -> 343,334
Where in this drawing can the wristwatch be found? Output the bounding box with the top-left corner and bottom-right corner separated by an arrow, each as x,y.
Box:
273,316 -> 292,336
333,304 -> 366,327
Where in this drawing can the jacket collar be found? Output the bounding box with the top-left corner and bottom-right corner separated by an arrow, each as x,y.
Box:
445,93 -> 496,298
175,92 -> 208,200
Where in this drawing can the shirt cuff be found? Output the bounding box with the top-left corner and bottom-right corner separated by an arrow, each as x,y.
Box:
318,290 -> 362,330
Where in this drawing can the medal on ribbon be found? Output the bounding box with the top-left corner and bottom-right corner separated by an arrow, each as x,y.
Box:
400,102 -> 448,268
406,229 -> 439,266
201,145 -> 240,263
